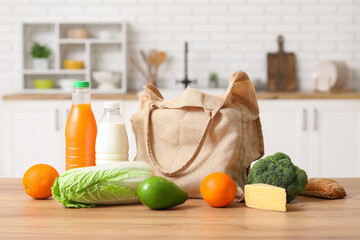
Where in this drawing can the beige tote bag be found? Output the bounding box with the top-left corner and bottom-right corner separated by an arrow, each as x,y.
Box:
131,70 -> 264,201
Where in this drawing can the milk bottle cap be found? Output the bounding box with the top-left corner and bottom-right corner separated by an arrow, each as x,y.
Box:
104,101 -> 121,108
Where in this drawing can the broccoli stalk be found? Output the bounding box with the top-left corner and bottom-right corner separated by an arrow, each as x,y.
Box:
248,152 -> 308,203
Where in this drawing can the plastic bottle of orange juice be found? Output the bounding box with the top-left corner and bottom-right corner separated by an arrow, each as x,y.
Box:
65,81 -> 97,171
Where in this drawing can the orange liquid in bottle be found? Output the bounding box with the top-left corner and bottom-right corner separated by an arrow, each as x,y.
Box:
65,103 -> 97,171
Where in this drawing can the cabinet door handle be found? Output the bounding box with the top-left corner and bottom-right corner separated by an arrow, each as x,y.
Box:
314,108 -> 318,131
55,109 -> 60,131
66,109 -> 70,119
302,109 -> 307,131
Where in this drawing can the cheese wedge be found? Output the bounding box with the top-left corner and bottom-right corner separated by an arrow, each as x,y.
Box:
245,184 -> 286,212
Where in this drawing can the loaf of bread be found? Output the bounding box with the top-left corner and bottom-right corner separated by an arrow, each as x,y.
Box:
300,178 -> 347,199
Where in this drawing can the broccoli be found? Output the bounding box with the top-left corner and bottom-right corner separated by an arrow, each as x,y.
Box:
248,152 -> 308,203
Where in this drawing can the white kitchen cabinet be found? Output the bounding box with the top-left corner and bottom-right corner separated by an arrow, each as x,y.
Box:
90,100 -> 106,124
121,100 -> 140,161
310,101 -> 360,177
258,100 -> 360,178
3,101 -> 66,177
258,101 -> 308,171
2,99 -> 360,177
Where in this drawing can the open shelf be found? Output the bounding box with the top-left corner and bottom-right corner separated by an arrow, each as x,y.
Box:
59,23 -> 123,39
23,23 -> 56,70
59,43 -> 86,70
24,74 -> 86,90
90,43 -> 124,89
21,21 -> 127,93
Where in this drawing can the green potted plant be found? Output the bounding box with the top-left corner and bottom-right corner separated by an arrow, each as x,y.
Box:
31,42 -> 51,70
209,72 -> 219,88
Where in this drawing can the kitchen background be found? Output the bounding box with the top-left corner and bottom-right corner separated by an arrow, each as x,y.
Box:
0,0 -> 359,176
0,0 -> 359,91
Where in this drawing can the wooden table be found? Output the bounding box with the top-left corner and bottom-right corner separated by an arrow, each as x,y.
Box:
1,178 -> 359,239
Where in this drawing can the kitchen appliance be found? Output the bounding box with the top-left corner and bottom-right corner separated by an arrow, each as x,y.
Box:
267,35 -> 296,92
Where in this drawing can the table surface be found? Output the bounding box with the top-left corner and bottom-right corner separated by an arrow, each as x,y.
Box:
1,178 -> 359,239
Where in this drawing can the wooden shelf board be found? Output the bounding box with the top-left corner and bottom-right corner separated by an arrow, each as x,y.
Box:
23,70 -> 87,75
59,39 -> 123,44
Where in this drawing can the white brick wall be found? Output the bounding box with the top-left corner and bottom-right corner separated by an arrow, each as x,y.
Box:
0,0 -> 357,92
2,1 -> 360,165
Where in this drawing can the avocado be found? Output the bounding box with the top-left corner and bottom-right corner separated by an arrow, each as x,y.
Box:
137,176 -> 188,210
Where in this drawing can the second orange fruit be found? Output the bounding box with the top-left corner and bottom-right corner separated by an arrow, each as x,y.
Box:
200,172 -> 237,208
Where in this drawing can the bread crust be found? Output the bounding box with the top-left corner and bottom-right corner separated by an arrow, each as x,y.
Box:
300,178 -> 347,199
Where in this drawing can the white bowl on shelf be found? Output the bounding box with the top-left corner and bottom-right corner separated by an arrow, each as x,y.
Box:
59,79 -> 79,90
92,71 -> 121,90
98,30 -> 114,39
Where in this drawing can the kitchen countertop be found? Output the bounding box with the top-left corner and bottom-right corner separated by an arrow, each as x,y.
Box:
0,178 -> 359,239
256,91 -> 360,99
2,92 -> 139,100
2,90 -> 360,100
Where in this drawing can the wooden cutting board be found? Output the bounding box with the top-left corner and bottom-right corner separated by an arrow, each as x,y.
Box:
267,35 -> 296,92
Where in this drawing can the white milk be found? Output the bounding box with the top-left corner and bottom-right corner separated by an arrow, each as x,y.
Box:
95,122 -> 129,164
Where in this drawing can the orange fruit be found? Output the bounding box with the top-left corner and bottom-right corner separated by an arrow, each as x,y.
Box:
200,172 -> 237,208
23,164 -> 59,199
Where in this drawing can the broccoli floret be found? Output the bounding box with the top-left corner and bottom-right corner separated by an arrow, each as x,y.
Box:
248,152 -> 308,203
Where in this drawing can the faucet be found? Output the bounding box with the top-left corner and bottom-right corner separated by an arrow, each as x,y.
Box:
177,42 -> 196,89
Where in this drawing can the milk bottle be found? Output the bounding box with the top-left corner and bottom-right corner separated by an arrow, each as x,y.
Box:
95,101 -> 129,165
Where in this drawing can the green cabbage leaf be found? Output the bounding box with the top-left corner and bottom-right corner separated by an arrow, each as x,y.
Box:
52,161 -> 153,208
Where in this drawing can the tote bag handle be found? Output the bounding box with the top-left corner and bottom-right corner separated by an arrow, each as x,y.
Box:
144,104 -> 214,176
144,71 -> 251,176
